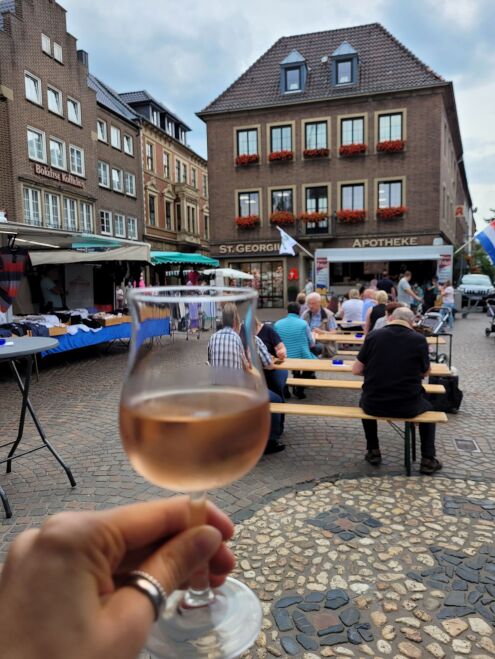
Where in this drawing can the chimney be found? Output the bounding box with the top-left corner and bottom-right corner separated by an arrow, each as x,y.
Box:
77,49 -> 89,68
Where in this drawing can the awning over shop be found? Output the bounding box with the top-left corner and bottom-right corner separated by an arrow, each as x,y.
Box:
150,251 -> 219,267
29,244 -> 150,266
315,245 -> 453,263
203,267 -> 254,280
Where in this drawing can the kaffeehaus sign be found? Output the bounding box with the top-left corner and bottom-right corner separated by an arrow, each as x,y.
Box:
217,241 -> 280,255
34,163 -> 84,189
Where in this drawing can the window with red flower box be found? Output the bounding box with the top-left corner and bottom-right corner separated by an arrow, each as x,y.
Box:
268,150 -> 294,162
298,211 -> 328,222
235,215 -> 260,229
235,153 -> 260,166
269,210 -> 295,226
376,206 -> 407,220
339,143 -> 367,157
376,140 -> 406,153
303,148 -> 330,159
336,210 -> 366,223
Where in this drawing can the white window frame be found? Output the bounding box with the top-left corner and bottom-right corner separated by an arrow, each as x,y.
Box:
124,172 -> 136,197
110,126 -> 121,150
63,197 -> 78,231
27,127 -> 46,163
49,137 -> 66,170
163,152 -> 170,178
24,71 -> 42,105
41,33 -> 51,55
127,216 -> 138,240
123,134 -> 134,156
44,192 -> 61,228
23,186 -> 42,226
69,145 -> 85,177
47,85 -> 63,116
97,161 -> 110,188
97,119 -> 107,143
100,210 -> 112,235
112,167 -> 123,193
181,163 -> 187,183
145,142 -> 154,171
53,42 -> 63,63
80,202 -> 94,233
114,213 -> 126,238
67,97 -> 81,125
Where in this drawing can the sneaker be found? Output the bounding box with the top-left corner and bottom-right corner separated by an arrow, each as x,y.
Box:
420,457 -> 443,475
365,449 -> 382,466
264,441 -> 286,455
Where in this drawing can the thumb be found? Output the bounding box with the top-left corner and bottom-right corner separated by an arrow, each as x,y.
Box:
102,525 -> 222,655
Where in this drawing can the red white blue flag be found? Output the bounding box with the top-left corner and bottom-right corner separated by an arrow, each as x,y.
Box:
476,219 -> 495,264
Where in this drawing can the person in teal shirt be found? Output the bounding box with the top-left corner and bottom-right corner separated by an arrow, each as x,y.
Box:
275,302 -> 316,399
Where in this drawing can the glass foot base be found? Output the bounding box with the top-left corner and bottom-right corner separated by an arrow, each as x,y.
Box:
145,577 -> 262,659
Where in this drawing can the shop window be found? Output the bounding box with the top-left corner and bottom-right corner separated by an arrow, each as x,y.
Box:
238,191 -> 259,217
378,180 -> 402,208
341,117 -> 364,145
23,187 -> 42,226
127,217 -> 138,240
341,183 -> 364,210
379,113 -> 403,142
237,128 -> 258,156
63,197 -> 78,231
114,213 -> 126,238
100,210 -> 112,235
44,192 -> 61,228
233,261 -> 284,309
80,202 -> 93,233
270,125 -> 292,152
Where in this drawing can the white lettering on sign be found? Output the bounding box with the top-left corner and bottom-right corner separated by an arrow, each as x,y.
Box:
34,163 -> 84,188
352,237 -> 419,248
217,242 -> 279,256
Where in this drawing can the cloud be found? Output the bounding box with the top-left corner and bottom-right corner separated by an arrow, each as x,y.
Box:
60,0 -> 494,221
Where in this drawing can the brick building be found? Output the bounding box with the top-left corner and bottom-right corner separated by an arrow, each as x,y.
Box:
199,24 -> 471,307
0,0 -> 98,238
121,91 -> 209,254
88,75 -> 143,242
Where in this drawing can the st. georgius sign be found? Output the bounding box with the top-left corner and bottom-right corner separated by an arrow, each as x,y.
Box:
217,242 -> 280,255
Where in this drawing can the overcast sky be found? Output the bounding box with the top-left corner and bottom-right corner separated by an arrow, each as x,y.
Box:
61,0 -> 494,228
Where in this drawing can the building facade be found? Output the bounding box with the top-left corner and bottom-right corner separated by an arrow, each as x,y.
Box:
121,91 -> 209,254
0,0 -> 98,237
88,75 -> 144,242
199,24 -> 471,307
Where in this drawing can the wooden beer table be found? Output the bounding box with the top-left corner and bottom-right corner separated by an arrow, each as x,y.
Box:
317,332 -> 446,345
274,358 -> 452,376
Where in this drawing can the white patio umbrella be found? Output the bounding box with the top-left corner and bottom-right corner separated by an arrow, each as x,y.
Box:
203,267 -> 254,280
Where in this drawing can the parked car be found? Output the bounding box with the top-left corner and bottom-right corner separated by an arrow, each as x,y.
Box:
457,273 -> 495,308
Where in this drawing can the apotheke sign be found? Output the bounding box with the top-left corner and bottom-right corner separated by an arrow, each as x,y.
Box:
34,163 -> 84,189
218,242 -> 279,255
352,236 -> 419,248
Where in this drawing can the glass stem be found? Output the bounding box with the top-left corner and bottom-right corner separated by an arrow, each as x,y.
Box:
182,491 -> 215,608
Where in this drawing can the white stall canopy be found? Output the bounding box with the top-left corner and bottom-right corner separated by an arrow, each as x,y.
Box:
315,245 -> 453,263
203,267 -> 254,280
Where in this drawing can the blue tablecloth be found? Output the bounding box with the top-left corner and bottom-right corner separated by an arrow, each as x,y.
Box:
41,319 -> 170,356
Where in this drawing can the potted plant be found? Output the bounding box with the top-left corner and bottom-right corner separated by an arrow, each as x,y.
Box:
376,206 -> 407,220
339,143 -> 367,157
235,154 -> 259,166
336,209 -> 366,223
376,139 -> 406,153
268,150 -> 294,162
269,210 -> 295,226
303,148 -> 330,159
298,211 -> 328,222
235,215 -> 260,229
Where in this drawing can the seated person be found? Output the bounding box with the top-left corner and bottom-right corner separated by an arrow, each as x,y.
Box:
337,288 -> 364,329
275,302 -> 316,399
364,290 -> 388,333
361,289 -> 377,320
352,307 -> 442,475
297,292 -> 308,316
301,292 -> 337,357
373,301 -> 404,330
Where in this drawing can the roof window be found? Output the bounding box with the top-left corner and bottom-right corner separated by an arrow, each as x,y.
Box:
280,49 -> 307,94
331,41 -> 359,87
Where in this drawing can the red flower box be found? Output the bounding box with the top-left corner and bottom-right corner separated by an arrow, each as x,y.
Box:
235,215 -> 260,229
269,211 -> 295,226
268,150 -> 294,162
235,153 -> 259,166
303,148 -> 330,159
376,206 -> 407,220
339,143 -> 367,157
376,139 -> 406,153
298,212 -> 328,222
336,210 -> 366,224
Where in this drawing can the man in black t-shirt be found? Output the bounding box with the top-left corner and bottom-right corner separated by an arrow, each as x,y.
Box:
352,307 -> 442,475
376,270 -> 396,299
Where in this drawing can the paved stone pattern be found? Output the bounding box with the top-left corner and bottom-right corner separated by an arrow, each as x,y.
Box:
234,476 -> 495,658
0,313 -> 493,560
444,494 -> 495,520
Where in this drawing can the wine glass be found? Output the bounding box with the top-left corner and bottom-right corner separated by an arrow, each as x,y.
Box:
119,286 -> 270,658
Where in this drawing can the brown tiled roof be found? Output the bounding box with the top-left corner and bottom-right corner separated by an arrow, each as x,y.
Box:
199,23 -> 445,116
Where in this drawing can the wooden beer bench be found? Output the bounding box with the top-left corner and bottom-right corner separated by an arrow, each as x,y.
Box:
269,402 -> 447,476
285,377 -> 446,395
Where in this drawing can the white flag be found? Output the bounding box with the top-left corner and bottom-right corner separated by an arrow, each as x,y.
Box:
276,226 -> 297,256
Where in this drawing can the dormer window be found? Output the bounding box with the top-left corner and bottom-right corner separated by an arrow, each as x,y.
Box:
280,49 -> 307,94
331,41 -> 359,87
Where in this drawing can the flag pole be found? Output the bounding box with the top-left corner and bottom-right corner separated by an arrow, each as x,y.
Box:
294,239 -> 314,259
454,235 -> 477,256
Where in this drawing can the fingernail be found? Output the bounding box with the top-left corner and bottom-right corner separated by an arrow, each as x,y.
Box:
193,526 -> 222,558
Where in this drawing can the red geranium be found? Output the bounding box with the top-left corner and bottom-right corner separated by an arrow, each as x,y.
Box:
303,148 -> 330,159
268,150 -> 294,162
376,139 -> 406,153
269,211 -> 295,226
235,215 -> 260,229
336,210 -> 366,223
298,212 -> 328,222
235,154 -> 259,166
376,206 -> 407,220
339,143 -> 367,157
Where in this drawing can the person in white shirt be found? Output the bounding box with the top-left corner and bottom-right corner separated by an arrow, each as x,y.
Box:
397,271 -> 422,308
338,288 -> 364,326
441,280 -> 455,329
304,278 -> 314,296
